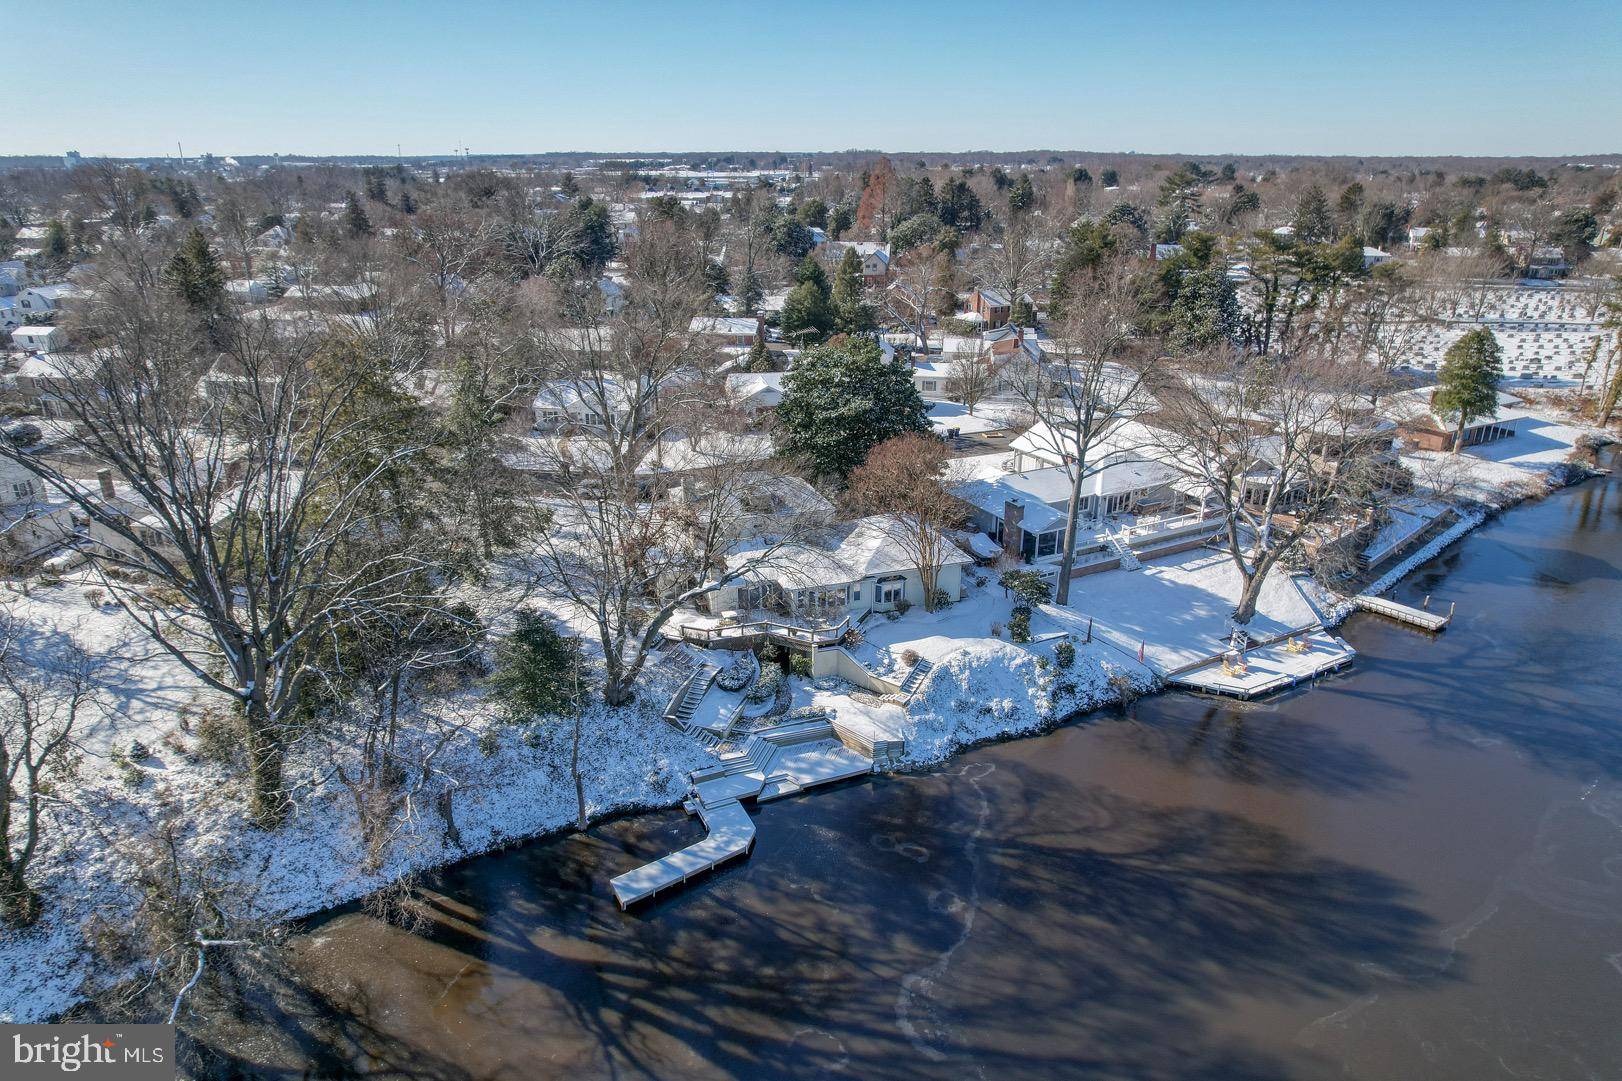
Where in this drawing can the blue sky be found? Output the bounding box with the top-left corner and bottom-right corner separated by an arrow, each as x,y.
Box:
20,0 -> 1622,157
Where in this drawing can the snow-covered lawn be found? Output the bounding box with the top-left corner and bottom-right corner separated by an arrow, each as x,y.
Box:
1400,408 -> 1598,508
848,574 -> 1009,678
1041,549 -> 1323,673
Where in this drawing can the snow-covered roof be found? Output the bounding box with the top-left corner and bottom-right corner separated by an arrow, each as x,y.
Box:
690,315 -> 759,337
639,431 -> 774,475
728,514 -> 971,588
954,457 -> 1179,533
725,371 -> 785,401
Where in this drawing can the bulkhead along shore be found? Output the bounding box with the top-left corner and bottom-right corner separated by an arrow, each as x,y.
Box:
4,5 -> 1622,1076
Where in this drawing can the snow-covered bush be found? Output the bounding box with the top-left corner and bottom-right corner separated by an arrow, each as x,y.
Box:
999,570 -> 1051,606
1008,605 -> 1032,643
714,655 -> 755,692
901,648 -> 921,667
1054,640 -> 1076,668
840,627 -> 864,647
747,664 -> 782,704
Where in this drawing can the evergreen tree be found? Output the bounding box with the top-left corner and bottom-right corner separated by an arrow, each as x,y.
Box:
41,219 -> 70,262
164,227 -> 226,314
398,188 -> 417,215
745,336 -> 775,372
487,608 -> 590,829
1100,168 -> 1119,187
1432,328 -> 1504,452
138,203 -> 159,229
1293,184 -> 1334,245
1050,219 -> 1119,317
775,338 -> 931,480
1168,268 -> 1242,352
780,280 -> 835,344
439,357 -> 525,562
1071,166 -> 1092,186
831,248 -> 875,334
343,191 -> 373,237
1008,174 -> 1035,215
938,176 -> 984,230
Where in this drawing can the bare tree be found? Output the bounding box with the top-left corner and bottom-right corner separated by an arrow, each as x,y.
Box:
847,433 -> 968,612
212,190 -> 265,279
1150,348 -> 1389,645
0,279 -> 449,825
0,618 -> 97,926
970,212 -> 1059,329
524,222 -> 816,705
401,206 -> 497,346
1003,254 -> 1159,605
947,353 -> 995,415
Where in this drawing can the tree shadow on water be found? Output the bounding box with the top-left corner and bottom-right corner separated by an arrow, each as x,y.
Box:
185,762 -> 1457,1081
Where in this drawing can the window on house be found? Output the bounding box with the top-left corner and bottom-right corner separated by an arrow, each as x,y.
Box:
876,575 -> 906,604
922,380 -> 937,392
1036,531 -> 1058,558
11,481 -> 33,501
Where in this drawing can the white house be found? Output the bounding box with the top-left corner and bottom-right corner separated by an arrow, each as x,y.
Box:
531,377 -> 641,431
11,325 -> 66,353
711,514 -> 971,621
0,296 -> 20,331
17,283 -> 78,314
824,241 -> 891,285
0,457 -> 74,562
725,371 -> 786,414
0,261 -> 31,296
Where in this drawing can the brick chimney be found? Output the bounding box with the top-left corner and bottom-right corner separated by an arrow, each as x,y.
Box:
96,468 -> 115,499
1002,499 -> 1025,561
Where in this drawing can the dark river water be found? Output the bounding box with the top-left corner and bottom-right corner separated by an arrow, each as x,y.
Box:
209,462 -> 1622,1080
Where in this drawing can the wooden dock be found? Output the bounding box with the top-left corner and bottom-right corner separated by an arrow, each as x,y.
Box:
1353,593 -> 1453,631
609,718 -> 881,909
609,799 -> 756,909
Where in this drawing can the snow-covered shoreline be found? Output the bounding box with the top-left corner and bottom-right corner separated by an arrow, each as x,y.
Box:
1,420 -> 1609,1026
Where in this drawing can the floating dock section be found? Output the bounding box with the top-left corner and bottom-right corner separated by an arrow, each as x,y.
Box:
1353,594 -> 1453,631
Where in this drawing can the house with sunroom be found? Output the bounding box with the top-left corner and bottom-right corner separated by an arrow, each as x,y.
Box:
706,514 -> 972,625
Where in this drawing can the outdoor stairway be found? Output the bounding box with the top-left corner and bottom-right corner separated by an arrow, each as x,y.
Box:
663,662 -> 718,729
1104,532 -> 1142,570
898,658 -> 935,696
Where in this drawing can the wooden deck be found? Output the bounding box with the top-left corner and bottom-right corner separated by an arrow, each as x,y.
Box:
1353,593 -> 1453,631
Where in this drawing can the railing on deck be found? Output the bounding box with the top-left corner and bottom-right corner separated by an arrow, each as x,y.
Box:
679,612 -> 852,648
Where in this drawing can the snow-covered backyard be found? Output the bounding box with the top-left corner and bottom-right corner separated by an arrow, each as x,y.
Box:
0,573 -> 712,1025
